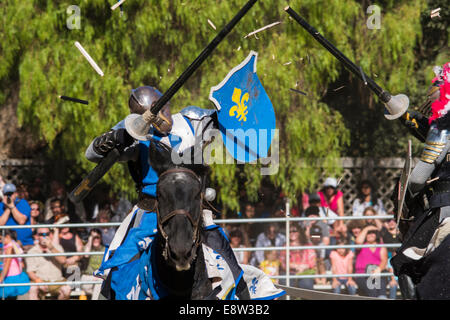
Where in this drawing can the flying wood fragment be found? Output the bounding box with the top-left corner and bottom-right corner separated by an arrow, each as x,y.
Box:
74,41 -> 104,77
244,21 -> 281,39
59,95 -> 89,105
336,175 -> 344,186
111,0 -> 126,11
431,8 -> 441,18
333,86 -> 345,92
290,88 -> 307,96
359,65 -> 367,86
207,19 -> 217,30
283,62 -> 292,66
427,176 -> 440,184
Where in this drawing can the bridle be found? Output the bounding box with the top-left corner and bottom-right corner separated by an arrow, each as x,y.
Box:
156,167 -> 204,262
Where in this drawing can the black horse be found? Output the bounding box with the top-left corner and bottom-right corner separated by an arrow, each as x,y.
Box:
148,140 -> 214,299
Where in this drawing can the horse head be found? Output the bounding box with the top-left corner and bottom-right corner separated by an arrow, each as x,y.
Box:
149,139 -> 209,271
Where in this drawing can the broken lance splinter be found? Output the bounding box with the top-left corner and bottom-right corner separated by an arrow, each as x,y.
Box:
147,0 -> 259,117
284,6 -> 391,103
59,95 -> 89,105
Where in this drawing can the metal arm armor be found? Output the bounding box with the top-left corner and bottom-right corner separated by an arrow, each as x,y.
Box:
420,123 -> 449,164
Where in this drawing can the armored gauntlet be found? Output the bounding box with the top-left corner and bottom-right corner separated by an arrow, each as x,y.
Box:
93,128 -> 134,156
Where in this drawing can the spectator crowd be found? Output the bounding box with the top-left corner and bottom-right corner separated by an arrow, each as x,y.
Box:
0,174 -> 401,300
0,175 -> 131,300
224,177 -> 401,299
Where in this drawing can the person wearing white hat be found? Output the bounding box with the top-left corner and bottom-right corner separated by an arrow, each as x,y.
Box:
317,177 -> 344,217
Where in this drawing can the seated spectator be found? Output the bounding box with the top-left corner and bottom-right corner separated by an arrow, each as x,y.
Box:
0,183 -> 34,252
17,183 -> 30,200
302,206 -> 331,246
238,203 -> 263,247
309,225 -> 329,284
81,229 -> 105,299
317,177 -> 344,217
251,223 -> 286,267
29,200 -> 45,226
354,228 -> 388,298
346,219 -> 366,253
279,225 -> 316,289
380,216 -> 401,258
271,203 -> 287,233
352,180 -> 386,216
290,193 -> 309,217
96,209 -> 115,247
52,215 -> 84,279
45,198 -> 65,224
362,207 -> 384,230
229,229 -> 250,265
329,239 -> 357,295
29,200 -> 44,244
0,230 -> 30,299
44,180 -> 86,223
259,250 -> 281,284
332,221 -> 349,242
26,227 -> 72,300
307,192 -> 339,228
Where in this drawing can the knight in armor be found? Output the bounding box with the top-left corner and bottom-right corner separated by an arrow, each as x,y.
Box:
391,62 -> 450,300
85,86 -> 284,300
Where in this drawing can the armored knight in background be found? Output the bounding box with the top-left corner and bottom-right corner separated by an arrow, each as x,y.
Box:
391,62 -> 450,300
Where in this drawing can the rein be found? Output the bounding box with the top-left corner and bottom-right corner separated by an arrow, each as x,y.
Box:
156,167 -> 204,261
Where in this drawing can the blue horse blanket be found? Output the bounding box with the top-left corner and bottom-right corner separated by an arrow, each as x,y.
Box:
94,207 -> 285,300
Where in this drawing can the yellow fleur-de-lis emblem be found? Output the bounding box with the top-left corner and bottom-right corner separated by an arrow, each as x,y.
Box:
229,87 -> 249,122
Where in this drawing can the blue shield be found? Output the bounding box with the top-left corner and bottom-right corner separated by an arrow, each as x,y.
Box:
209,51 -> 276,163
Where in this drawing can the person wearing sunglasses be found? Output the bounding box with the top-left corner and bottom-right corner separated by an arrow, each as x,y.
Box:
25,227 -> 72,300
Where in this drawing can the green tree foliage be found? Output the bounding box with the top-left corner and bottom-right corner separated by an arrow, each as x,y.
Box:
1,0 -> 447,213
324,0 -> 449,158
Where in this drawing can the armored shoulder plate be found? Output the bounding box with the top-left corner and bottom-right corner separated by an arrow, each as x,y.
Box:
179,106 -> 216,120
421,123 -> 450,164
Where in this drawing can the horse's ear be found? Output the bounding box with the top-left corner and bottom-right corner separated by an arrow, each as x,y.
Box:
148,139 -> 174,175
